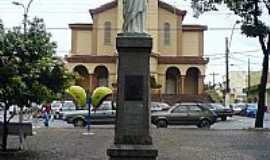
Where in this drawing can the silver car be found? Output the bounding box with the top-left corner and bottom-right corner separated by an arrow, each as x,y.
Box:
62,101 -> 116,127
151,103 -> 217,128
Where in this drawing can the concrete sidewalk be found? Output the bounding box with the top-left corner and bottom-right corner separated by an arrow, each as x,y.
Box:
1,128 -> 270,160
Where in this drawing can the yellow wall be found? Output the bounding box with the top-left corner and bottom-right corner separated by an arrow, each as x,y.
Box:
150,56 -> 158,74
96,8 -> 117,55
72,30 -> 92,54
182,31 -> 200,56
117,0 -> 123,34
158,8 -> 178,56
68,2 -> 207,94
147,0 -> 159,53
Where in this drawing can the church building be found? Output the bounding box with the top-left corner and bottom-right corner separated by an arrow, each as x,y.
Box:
66,0 -> 208,100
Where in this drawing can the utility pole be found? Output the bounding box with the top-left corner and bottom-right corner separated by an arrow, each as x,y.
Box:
225,37 -> 230,107
247,58 -> 251,99
210,72 -> 219,88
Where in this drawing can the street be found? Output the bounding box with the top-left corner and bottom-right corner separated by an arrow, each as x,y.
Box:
33,113 -> 270,130
1,111 -> 270,129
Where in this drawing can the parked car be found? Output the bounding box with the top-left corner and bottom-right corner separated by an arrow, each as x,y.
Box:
239,103 -> 257,118
51,101 -> 62,111
62,101 -> 116,127
58,101 -> 77,119
230,103 -> 246,115
151,103 -> 217,128
151,102 -> 171,112
204,103 -> 233,121
51,100 -> 76,119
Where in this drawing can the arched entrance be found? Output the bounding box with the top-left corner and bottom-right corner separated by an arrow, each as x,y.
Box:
73,65 -> 90,90
184,67 -> 200,95
165,67 -> 181,94
93,66 -> 109,88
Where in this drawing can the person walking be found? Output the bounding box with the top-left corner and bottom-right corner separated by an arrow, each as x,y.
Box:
42,101 -> 52,127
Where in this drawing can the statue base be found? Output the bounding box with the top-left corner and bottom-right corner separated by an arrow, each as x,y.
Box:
107,144 -> 158,160
107,33 -> 158,160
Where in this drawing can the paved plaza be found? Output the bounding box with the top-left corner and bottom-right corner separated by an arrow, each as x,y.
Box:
1,113 -> 270,160
1,128 -> 270,160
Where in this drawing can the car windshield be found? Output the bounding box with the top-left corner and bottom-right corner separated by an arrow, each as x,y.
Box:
62,101 -> 76,110
213,104 -> 224,109
51,101 -> 62,109
247,104 -> 257,109
95,101 -> 116,110
159,103 -> 170,109
151,102 -> 170,110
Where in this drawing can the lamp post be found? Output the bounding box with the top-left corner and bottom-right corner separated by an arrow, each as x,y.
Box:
12,0 -> 34,35
12,0 -> 34,150
225,20 -> 240,107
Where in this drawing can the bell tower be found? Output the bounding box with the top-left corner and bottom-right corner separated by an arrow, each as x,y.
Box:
147,0 -> 158,53
117,0 -> 123,33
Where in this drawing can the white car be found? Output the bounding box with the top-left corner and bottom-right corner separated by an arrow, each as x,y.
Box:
231,103 -> 246,115
51,100 -> 76,119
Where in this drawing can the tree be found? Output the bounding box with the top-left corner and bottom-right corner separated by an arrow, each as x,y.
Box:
0,18 -> 75,150
189,0 -> 270,128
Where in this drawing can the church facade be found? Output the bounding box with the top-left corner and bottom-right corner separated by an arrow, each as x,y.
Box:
66,0 -> 208,97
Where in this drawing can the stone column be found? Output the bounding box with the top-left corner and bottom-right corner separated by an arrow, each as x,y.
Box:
198,75 -> 205,94
89,74 -> 93,92
181,75 -> 185,94
107,33 -> 158,160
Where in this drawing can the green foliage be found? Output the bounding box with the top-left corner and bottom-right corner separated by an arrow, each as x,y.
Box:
189,0 -> 270,38
189,0 -> 270,127
0,17 -> 75,107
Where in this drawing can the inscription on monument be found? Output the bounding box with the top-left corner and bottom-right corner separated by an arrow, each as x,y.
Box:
125,75 -> 143,101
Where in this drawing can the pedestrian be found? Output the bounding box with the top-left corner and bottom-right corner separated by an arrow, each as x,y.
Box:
42,101 -> 52,127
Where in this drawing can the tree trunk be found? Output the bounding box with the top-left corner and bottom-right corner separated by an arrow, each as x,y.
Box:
255,51 -> 269,128
2,105 -> 9,151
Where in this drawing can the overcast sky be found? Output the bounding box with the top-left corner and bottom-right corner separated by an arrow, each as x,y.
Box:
0,0 -> 264,84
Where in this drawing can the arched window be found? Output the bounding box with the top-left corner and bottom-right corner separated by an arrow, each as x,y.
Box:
104,21 -> 111,45
164,23 -> 170,46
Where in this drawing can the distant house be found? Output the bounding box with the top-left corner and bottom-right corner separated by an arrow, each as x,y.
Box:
229,71 -> 270,102
66,0 -> 208,99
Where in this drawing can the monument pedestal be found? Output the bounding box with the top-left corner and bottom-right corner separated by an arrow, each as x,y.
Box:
107,145 -> 158,160
107,33 -> 158,160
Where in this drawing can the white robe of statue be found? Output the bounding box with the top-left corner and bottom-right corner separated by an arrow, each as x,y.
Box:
123,0 -> 147,33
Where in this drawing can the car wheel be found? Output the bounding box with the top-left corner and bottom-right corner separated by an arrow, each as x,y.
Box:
221,116 -> 227,121
156,120 -> 168,128
74,119 -> 85,128
199,119 -> 210,129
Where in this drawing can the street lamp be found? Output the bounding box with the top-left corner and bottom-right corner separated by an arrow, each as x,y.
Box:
225,20 -> 240,107
12,0 -> 34,34
11,0 -> 34,150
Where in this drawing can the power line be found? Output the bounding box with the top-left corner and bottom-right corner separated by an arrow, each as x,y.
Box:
2,26 -> 243,31
204,49 -> 261,57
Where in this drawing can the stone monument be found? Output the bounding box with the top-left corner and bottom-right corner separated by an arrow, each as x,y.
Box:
122,0 -> 147,33
107,0 -> 158,159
